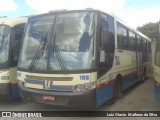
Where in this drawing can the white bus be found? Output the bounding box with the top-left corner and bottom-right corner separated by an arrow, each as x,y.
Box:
17,9 -> 151,108
0,17 -> 26,99
154,22 -> 160,103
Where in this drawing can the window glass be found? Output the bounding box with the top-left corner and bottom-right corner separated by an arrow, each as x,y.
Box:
98,14 -> 115,77
136,35 -> 141,51
142,39 -> 147,52
12,24 -> 25,66
129,31 -> 136,50
100,14 -> 115,62
117,23 -> 128,49
108,16 -> 115,52
0,25 -> 10,64
148,41 -> 151,53
19,12 -> 96,71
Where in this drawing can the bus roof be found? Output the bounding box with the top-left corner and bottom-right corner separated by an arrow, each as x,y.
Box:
27,9 -> 151,41
0,17 -> 27,27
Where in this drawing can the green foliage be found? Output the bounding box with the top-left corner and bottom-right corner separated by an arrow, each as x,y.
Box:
137,22 -> 159,40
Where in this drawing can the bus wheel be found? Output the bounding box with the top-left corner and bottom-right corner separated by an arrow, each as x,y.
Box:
141,67 -> 146,82
108,77 -> 123,104
117,78 -> 123,98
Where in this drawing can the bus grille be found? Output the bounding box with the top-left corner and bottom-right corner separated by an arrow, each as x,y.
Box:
26,75 -> 73,81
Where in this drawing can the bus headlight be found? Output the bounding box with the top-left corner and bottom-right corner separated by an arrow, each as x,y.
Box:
73,82 -> 96,92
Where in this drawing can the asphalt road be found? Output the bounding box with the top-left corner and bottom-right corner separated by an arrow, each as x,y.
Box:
0,77 -> 160,120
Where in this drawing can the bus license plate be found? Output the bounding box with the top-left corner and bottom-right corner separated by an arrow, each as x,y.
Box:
42,95 -> 55,101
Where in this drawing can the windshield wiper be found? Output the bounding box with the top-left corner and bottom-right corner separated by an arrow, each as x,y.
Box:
29,33 -> 47,70
51,33 -> 67,70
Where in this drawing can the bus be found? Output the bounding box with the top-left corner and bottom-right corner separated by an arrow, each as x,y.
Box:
154,22 -> 160,103
0,17 -> 26,99
17,9 -> 151,108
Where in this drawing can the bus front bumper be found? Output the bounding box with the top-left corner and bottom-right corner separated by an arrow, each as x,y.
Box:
18,84 -> 96,109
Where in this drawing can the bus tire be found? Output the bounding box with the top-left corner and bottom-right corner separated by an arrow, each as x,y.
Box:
141,67 -> 146,82
117,76 -> 123,98
108,75 -> 123,104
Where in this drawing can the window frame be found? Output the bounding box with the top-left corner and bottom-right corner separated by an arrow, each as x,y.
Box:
11,23 -> 25,67
128,30 -> 136,51
117,22 -> 128,50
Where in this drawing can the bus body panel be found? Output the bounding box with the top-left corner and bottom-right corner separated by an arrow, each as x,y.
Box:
96,80 -> 114,107
0,18 -> 26,99
155,82 -> 160,103
108,50 -> 139,90
0,68 -> 19,99
17,71 -> 97,90
17,71 -> 97,108
96,48 -> 151,107
154,82 -> 160,103
154,65 -> 160,103
9,68 -> 19,98
18,84 -> 97,108
154,21 -> 160,103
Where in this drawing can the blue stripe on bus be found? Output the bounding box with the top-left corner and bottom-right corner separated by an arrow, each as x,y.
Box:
96,73 -> 139,107
122,73 -> 139,90
155,84 -> 160,103
96,82 -> 114,107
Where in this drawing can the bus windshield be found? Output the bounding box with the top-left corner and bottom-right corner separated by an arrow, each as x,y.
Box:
0,25 -> 10,64
19,12 -> 96,71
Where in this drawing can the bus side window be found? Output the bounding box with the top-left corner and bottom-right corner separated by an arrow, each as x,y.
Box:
136,35 -> 141,52
99,14 -> 108,50
107,16 -> 115,64
117,23 -> 128,49
147,40 -> 151,53
12,24 -> 25,66
148,41 -> 151,53
128,31 -> 136,51
142,38 -> 147,52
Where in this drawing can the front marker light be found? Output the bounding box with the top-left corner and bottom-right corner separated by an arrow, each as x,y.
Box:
18,80 -> 27,87
74,85 -> 81,92
81,83 -> 92,91
73,82 -> 96,92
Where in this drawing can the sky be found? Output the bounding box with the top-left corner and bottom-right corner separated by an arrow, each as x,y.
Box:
0,0 -> 160,28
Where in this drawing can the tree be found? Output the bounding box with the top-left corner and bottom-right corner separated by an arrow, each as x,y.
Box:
137,22 -> 159,40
